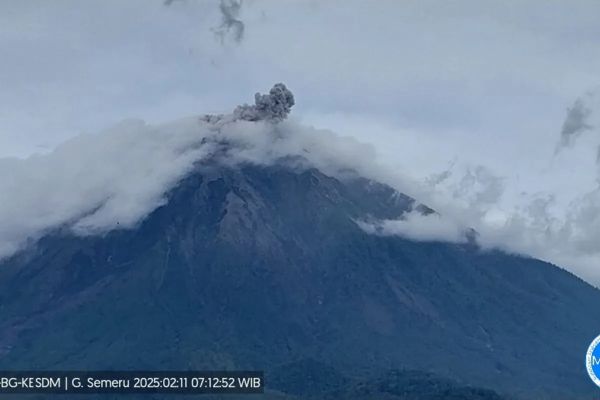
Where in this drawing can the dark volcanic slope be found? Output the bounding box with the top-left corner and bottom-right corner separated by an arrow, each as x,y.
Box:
0,162 -> 598,399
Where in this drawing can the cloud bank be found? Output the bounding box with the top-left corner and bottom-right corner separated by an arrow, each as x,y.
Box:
0,118 -> 212,258
0,84 -> 378,260
3,82 -> 600,286
358,211 -> 469,244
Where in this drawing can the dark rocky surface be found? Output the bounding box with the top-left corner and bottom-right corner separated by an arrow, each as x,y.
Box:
0,162 -> 598,399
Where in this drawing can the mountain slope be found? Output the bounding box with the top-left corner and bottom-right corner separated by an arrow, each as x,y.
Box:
0,161 -> 598,398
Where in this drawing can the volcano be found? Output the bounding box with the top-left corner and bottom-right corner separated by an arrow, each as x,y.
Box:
0,86 -> 599,399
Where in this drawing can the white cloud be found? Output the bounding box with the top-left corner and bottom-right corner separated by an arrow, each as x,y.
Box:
357,211 -> 468,244
0,117 -> 213,257
0,87 -> 404,261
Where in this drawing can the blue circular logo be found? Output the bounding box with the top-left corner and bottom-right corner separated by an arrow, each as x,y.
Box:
586,335 -> 600,387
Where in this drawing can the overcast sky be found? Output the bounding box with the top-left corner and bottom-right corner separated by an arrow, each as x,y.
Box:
2,1 -> 600,282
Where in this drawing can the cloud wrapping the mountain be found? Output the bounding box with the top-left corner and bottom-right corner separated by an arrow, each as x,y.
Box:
357,211 -> 468,244
0,115 -> 378,259
4,83 -> 600,284
0,84 -> 382,261
0,118 -> 213,258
